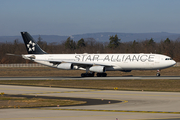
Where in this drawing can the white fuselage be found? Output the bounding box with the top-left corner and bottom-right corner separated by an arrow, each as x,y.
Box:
23,53 -> 176,71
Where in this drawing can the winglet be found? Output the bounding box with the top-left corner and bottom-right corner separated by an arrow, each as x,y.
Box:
21,32 -> 47,54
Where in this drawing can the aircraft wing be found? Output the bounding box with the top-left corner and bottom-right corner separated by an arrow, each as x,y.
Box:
34,59 -> 114,68
66,61 -> 113,67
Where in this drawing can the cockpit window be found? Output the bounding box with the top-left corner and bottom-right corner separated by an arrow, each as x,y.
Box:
165,58 -> 172,60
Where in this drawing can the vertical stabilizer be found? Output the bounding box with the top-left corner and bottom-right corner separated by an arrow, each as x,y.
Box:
21,32 -> 47,54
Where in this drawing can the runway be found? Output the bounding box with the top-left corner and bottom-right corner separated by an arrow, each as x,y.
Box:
1,76 -> 180,80
1,85 -> 180,120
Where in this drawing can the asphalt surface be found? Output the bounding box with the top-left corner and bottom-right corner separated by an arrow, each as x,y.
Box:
1,85 -> 180,120
1,76 -> 180,80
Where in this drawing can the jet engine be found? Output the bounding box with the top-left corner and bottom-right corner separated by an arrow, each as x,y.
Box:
57,63 -> 73,70
89,66 -> 105,73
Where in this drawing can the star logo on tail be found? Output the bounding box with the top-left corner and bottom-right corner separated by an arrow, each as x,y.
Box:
27,41 -> 36,51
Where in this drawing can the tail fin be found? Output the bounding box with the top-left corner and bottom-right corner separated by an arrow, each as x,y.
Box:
21,32 -> 47,54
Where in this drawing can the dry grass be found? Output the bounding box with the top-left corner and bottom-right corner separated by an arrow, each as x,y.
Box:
0,79 -> 180,92
0,96 -> 86,108
0,66 -> 180,77
0,67 -> 180,92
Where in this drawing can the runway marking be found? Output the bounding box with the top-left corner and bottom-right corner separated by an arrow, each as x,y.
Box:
32,108 -> 180,114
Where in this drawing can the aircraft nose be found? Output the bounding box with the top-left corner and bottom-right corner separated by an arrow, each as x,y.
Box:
172,60 -> 176,66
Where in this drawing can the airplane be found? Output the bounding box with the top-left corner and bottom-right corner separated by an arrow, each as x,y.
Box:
19,32 -> 176,77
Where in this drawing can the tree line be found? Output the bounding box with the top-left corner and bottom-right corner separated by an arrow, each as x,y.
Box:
0,34 -> 180,64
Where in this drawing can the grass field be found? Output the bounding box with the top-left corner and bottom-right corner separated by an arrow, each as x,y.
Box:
0,66 -> 180,108
0,79 -> 180,92
0,96 -> 86,108
0,66 -> 180,77
0,66 -> 180,92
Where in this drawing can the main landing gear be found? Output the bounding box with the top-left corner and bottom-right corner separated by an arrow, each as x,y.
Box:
81,72 -> 95,77
156,69 -> 160,77
81,72 -> 107,77
97,73 -> 107,77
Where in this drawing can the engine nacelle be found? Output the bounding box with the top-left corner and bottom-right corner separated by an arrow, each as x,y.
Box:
57,63 -> 73,70
89,66 -> 105,73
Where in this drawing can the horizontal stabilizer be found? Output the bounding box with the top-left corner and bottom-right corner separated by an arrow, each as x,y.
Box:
6,53 -> 22,57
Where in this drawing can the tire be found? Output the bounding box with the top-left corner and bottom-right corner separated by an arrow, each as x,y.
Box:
81,73 -> 94,77
97,73 -> 101,77
81,73 -> 85,77
102,73 -> 107,77
156,73 -> 160,77
97,73 -> 107,77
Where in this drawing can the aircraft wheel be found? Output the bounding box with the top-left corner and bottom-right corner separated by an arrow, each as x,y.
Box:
156,69 -> 161,77
90,72 -> 95,77
102,73 -> 107,77
97,73 -> 107,77
97,73 -> 101,77
81,73 -> 86,77
156,73 -> 160,77
81,73 -> 94,77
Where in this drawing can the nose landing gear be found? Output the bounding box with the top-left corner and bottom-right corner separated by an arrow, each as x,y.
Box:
156,69 -> 160,77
